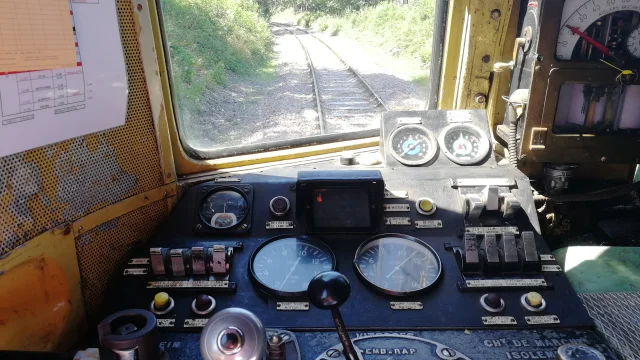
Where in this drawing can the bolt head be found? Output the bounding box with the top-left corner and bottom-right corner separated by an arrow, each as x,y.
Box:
491,9 -> 501,20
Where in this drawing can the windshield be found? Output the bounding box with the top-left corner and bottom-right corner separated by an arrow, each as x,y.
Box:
160,0 -> 438,158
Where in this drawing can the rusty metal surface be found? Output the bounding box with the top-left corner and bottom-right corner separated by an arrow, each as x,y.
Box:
0,0 -> 164,257
76,199 -> 168,325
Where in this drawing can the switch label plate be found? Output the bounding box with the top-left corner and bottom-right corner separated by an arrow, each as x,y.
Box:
525,315 -> 560,324
384,217 -> 412,225
383,204 -> 411,212
277,302 -> 310,311
147,280 -> 229,288
157,319 -> 175,327
184,318 -> 209,327
123,268 -> 148,275
266,221 -> 294,229
128,258 -> 150,265
415,220 -> 442,229
482,316 -> 517,325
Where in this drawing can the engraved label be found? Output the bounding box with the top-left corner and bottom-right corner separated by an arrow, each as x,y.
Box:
214,177 -> 241,182
542,265 -> 562,272
452,178 -> 515,187
482,316 -> 517,325
147,280 -> 229,288
384,190 -> 409,199
465,226 -> 519,234
384,217 -> 411,225
397,117 -> 422,124
540,254 -> 556,261
128,258 -> 150,265
390,302 -> 423,310
157,319 -> 175,327
383,204 -> 411,212
465,279 -> 547,287
276,302 -> 310,311
415,220 -> 442,229
266,221 -> 294,229
525,315 -> 560,324
184,318 -> 209,327
123,268 -> 148,275
447,111 -> 472,123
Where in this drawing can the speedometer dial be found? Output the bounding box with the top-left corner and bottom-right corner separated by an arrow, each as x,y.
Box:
388,125 -> 438,166
438,123 -> 490,165
354,234 -> 442,296
556,0 -> 640,60
250,236 -> 335,297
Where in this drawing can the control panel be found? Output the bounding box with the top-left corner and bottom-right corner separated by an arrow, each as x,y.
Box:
99,110 -> 617,360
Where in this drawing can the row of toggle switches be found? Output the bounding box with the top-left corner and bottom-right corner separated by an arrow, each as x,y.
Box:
461,231 -> 540,274
150,246 -> 233,276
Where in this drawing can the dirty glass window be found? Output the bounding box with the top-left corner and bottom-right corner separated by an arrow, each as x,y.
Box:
160,0 -> 438,158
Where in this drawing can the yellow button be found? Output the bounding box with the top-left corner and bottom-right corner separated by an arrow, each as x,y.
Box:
526,292 -> 543,307
154,292 -> 170,309
419,199 -> 434,213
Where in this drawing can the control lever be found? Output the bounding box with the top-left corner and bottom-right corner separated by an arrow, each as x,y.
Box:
307,271 -> 363,360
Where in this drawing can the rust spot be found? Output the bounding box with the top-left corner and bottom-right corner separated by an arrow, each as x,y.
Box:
137,3 -> 143,11
144,196 -> 149,201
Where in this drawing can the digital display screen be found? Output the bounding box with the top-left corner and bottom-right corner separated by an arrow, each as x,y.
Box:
312,188 -> 371,228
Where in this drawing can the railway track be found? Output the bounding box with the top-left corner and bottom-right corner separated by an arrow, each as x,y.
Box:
271,22 -> 388,134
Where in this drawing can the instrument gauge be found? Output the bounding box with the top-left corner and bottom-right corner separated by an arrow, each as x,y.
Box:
354,234 -> 442,296
627,27 -> 640,59
388,125 -> 438,166
438,123 -> 490,165
200,189 -> 248,229
250,236 -> 336,297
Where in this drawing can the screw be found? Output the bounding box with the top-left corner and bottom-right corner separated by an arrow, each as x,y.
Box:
601,157 -> 607,162
537,55 -> 544,62
289,183 -> 296,190
475,93 -> 487,104
196,224 -> 203,230
482,55 -> 491,63
241,224 -> 249,230
491,9 -> 501,20
78,226 -> 83,233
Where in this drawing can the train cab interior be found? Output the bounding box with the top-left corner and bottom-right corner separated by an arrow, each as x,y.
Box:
1,0 -> 640,359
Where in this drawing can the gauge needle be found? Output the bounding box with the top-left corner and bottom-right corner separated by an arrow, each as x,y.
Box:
566,25 -> 622,62
386,251 -> 417,278
280,257 -> 301,289
400,140 -> 423,157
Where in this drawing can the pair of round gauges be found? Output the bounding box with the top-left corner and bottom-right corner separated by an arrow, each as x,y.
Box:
249,235 -> 442,298
389,123 -> 491,166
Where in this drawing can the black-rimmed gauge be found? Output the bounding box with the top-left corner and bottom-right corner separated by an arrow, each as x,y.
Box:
627,27 -> 640,59
388,125 -> 438,166
200,189 -> 248,229
250,236 -> 335,297
438,123 -> 490,165
353,234 -> 442,296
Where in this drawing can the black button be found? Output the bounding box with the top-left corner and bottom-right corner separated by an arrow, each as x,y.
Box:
195,294 -> 212,311
484,293 -> 503,309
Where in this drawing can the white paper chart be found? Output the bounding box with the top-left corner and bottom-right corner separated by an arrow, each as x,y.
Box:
0,0 -> 127,157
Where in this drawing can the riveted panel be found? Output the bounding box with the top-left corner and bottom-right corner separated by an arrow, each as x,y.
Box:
0,0 -> 163,257
76,199 -> 168,325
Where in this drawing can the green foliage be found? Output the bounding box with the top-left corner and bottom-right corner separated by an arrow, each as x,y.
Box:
329,20 -> 343,36
161,0 -> 273,110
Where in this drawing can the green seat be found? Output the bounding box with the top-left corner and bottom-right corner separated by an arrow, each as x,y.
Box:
553,246 -> 640,293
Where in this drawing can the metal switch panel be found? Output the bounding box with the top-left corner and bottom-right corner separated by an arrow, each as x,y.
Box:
170,248 -> 186,276
191,246 -> 206,275
463,233 -> 481,273
501,232 -> 519,270
521,231 -> 540,271
483,234 -> 500,272
150,247 -> 167,275
465,194 -> 484,222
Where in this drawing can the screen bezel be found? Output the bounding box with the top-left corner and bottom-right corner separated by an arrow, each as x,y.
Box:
298,181 -> 382,234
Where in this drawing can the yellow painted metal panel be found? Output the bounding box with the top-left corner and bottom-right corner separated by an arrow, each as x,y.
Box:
0,226 -> 85,352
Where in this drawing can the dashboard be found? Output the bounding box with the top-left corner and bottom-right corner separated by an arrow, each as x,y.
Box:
97,110 -> 618,360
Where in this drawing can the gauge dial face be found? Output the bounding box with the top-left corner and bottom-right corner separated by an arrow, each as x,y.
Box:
388,125 -> 438,166
200,189 -> 248,229
250,237 -> 335,297
556,0 -> 640,60
438,124 -> 490,165
627,27 -> 640,58
354,235 -> 442,296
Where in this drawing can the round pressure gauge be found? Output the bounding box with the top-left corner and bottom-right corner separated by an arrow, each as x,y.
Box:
388,125 -> 438,166
438,123 -> 490,165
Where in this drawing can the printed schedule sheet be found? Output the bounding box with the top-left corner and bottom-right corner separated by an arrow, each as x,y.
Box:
0,0 -> 127,157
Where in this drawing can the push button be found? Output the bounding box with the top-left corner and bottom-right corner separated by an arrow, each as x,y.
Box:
151,292 -> 174,314
480,293 -> 505,313
192,294 -> 216,315
416,197 -> 436,215
521,291 -> 546,312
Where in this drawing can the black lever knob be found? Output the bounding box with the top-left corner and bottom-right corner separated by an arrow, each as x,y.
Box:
308,271 -> 362,360
308,271 -> 351,309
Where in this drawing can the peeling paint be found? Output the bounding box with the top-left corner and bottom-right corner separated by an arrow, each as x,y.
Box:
55,137 -> 137,221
